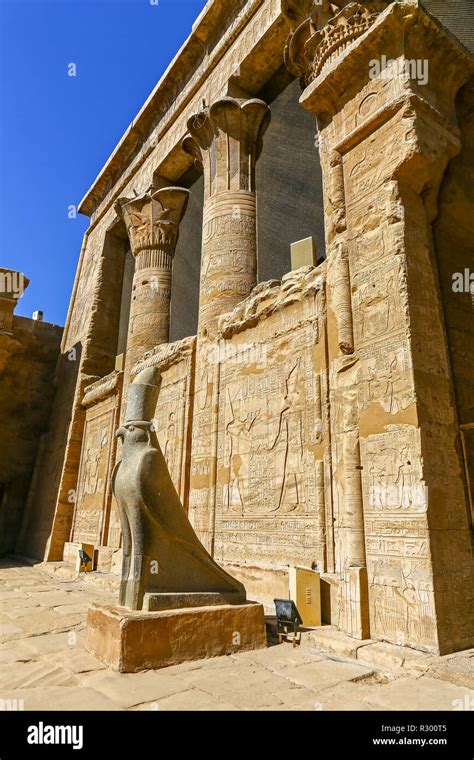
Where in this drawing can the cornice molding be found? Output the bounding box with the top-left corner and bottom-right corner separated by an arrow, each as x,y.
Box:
78,0 -> 266,218
218,265 -> 326,338
82,371 -> 123,408
131,336 -> 197,377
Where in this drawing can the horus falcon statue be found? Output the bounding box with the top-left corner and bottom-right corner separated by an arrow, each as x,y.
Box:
113,366 -> 246,611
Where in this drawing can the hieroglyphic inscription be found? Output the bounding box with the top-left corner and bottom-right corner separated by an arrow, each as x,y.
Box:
200,204 -> 257,332
153,363 -> 193,506
212,281 -> 328,570
72,401 -> 116,546
360,426 -> 436,648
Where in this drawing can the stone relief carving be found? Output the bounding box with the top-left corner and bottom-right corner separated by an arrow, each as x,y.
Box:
285,1 -> 390,85
71,371 -> 123,548
130,337 -> 196,506
209,269 -> 328,572
72,409 -> 115,545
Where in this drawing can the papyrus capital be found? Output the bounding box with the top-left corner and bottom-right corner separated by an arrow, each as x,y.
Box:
183,97 -> 270,197
115,188 -> 189,261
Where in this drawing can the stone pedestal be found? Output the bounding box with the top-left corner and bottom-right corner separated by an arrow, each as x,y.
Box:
85,601 -> 267,673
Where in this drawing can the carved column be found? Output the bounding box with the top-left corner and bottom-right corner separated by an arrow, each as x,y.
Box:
115,188 -> 189,381
286,1 -> 474,651
183,97 -> 270,338
182,97 -> 269,551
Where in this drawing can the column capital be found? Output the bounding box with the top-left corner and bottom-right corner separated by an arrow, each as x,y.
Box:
289,2 -> 473,123
182,97 -> 270,198
115,187 -> 189,382
291,2 -> 473,224
285,1 -> 390,87
115,187 -> 189,262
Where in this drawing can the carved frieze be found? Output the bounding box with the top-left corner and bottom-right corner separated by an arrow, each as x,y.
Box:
218,266 -> 325,338
82,371 -> 122,409
132,336 -> 196,377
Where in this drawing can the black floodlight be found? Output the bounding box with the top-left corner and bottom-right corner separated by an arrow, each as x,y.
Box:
274,598 -> 303,647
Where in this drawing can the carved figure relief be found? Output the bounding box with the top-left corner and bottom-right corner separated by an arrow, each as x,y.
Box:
208,270 -> 328,570
72,411 -> 115,545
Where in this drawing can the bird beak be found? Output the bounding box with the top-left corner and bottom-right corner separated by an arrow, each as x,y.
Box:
116,427 -> 126,440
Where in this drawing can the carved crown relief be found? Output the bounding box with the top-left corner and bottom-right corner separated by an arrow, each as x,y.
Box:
285,1 -> 389,85
115,188 -> 189,259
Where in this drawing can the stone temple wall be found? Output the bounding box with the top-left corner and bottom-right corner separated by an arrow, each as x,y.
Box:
422,0 -> 474,54
211,268 -> 329,605
0,275 -> 62,556
14,1 -> 474,657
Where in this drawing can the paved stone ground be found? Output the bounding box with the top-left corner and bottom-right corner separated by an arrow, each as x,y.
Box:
1,559 -> 473,711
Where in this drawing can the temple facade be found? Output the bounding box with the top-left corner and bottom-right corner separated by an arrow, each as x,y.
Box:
10,1 -> 474,656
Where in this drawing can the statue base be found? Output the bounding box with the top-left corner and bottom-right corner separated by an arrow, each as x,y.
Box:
85,602 -> 267,673
143,590 -> 246,611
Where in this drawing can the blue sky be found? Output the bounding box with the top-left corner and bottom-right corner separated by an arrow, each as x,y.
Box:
0,0 -> 207,325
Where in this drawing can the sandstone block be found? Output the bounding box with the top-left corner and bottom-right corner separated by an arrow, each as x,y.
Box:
85,602 -> 266,673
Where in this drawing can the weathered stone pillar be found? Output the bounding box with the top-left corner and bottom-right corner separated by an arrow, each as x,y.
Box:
286,0 -> 474,651
183,97 -> 270,338
115,188 -> 189,381
182,97 -> 269,550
